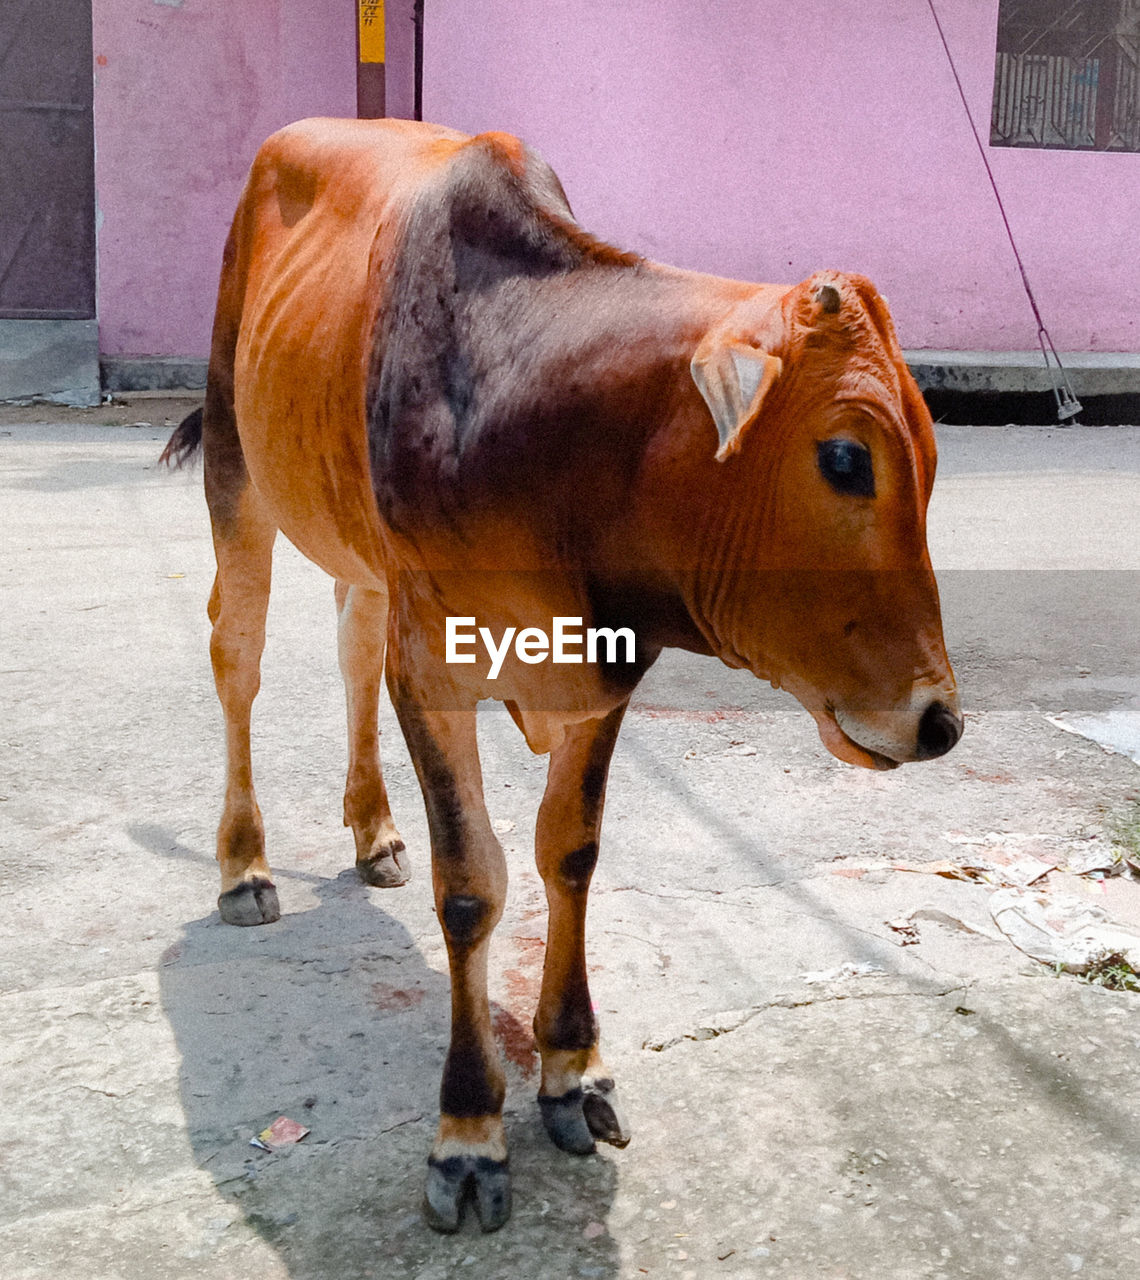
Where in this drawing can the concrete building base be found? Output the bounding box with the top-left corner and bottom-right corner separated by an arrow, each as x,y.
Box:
0,320 -> 101,407
6,346 -> 1136,408
101,356 -> 208,394
905,350 -> 1140,397
90,352 -> 1140,399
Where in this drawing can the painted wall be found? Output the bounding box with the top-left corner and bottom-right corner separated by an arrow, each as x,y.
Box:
423,0 -> 1139,353
92,0 -> 356,359
89,0 -> 1138,358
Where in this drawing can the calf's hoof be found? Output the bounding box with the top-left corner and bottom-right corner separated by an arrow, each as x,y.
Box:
218,878 -> 281,926
357,841 -> 409,887
423,1155 -> 511,1233
539,1078 -> 631,1155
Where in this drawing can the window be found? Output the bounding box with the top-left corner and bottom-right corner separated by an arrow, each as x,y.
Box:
991,0 -> 1140,151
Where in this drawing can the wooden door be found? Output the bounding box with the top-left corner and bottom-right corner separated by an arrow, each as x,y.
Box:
0,0 -> 96,319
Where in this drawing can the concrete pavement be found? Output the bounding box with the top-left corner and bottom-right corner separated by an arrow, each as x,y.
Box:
2,408 -> 1140,1278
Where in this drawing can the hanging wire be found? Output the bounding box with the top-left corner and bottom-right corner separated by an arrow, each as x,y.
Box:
925,0 -> 1083,421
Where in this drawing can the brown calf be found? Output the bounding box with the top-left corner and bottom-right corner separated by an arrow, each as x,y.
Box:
162,117 -> 961,1231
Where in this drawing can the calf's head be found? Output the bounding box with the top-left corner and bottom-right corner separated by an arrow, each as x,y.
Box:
685,270 -> 961,769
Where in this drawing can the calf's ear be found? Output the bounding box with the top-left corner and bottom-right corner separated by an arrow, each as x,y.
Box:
690,339 -> 783,461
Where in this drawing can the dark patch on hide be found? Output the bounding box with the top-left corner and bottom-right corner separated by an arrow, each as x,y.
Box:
545,983 -> 598,1052
390,689 -> 467,862
364,132 -> 641,534
442,894 -> 490,947
440,1040 -> 505,1118
559,842 -> 599,891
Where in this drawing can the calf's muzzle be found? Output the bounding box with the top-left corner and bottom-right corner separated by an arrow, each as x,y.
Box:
914,699 -> 963,761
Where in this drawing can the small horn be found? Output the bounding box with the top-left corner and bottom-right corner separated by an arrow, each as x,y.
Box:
815,283 -> 841,315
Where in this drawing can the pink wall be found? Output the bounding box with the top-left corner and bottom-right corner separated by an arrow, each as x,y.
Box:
92,0 -> 356,358
423,0 -> 1139,353
90,0 -> 1138,358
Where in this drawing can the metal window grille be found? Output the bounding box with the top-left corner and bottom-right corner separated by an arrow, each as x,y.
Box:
990,0 -> 1140,151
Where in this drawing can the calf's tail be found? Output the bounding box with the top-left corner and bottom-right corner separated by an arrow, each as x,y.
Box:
158,405 -> 205,469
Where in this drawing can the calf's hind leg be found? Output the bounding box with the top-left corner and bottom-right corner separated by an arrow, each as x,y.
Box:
334,580 -> 408,886
206,483 -> 280,926
534,704 -> 631,1154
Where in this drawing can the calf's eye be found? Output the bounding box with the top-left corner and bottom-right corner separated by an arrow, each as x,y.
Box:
817,437 -> 875,498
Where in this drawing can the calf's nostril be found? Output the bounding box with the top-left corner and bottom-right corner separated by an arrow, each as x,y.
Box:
915,700 -> 962,760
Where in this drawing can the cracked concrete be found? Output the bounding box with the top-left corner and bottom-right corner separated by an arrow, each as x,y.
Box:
2,414 -> 1140,1278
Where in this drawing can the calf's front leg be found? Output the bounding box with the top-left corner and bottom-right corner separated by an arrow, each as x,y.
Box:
534,703 -> 631,1154
389,679 -> 510,1233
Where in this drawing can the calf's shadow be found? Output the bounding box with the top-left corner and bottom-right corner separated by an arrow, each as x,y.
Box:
148,830 -> 622,1278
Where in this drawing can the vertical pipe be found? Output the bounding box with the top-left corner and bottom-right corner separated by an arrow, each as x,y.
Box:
357,1 -> 387,119
413,0 -> 424,121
